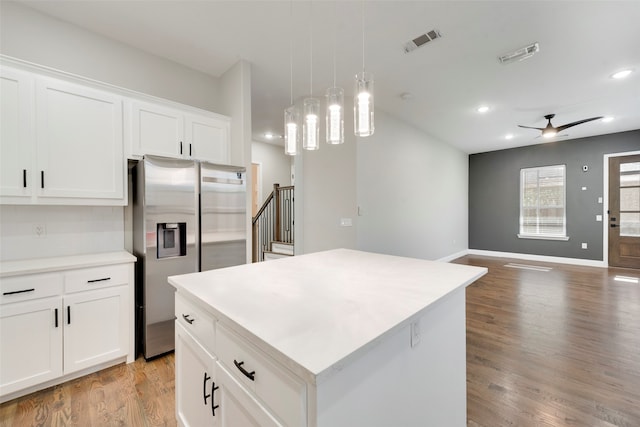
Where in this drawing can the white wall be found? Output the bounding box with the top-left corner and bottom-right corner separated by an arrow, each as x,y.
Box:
356,111 -> 468,260
251,141 -> 292,204
0,1 -> 221,112
0,205 -> 124,261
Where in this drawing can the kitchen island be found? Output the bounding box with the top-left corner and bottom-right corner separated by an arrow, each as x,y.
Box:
168,249 -> 487,427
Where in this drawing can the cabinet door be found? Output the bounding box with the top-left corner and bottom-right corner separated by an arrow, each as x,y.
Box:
63,285 -> 128,374
185,114 -> 230,164
175,322 -> 219,427
131,101 -> 184,158
0,297 -> 63,396
0,66 -> 34,199
35,77 -> 124,202
216,362 -> 282,427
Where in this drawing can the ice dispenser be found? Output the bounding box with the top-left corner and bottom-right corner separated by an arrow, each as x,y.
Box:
157,223 -> 187,258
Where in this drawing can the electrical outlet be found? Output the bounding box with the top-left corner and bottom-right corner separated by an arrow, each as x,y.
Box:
34,224 -> 46,237
410,321 -> 420,348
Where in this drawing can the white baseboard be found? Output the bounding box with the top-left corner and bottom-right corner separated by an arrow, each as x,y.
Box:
436,250 -> 470,263
466,249 -> 607,268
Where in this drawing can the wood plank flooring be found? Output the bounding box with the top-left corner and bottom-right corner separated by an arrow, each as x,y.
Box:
1,255 -> 638,426
0,354 -> 176,427
456,255 -> 640,427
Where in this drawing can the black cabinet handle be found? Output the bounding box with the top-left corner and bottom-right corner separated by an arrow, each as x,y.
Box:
611,224 -> 618,228
67,306 -> 71,325
23,169 -> 27,188
211,381 -> 219,416
182,314 -> 194,324
233,360 -> 255,381
55,308 -> 59,328
3,288 -> 35,296
180,141 -> 183,155
189,143 -> 192,156
87,277 -> 111,283
203,372 -> 211,405
41,171 -> 44,189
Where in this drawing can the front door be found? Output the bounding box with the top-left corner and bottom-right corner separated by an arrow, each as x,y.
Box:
609,154 -> 640,268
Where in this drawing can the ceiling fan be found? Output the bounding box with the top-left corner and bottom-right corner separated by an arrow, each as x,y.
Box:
518,114 -> 603,139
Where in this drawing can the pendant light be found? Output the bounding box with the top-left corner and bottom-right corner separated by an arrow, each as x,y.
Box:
354,0 -> 374,137
303,0 -> 319,150
326,3 -> 344,145
284,1 -> 299,156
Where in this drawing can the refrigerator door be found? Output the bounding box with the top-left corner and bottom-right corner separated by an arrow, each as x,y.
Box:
133,155 -> 199,359
200,162 -> 247,272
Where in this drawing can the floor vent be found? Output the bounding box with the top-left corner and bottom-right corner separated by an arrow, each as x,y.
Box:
504,263 -> 552,272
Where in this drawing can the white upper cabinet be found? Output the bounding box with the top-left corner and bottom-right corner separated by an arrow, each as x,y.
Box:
0,64 -> 126,206
36,77 -> 124,202
129,100 -> 230,164
0,66 -> 34,199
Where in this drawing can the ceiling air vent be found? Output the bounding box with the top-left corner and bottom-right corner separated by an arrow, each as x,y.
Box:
404,29 -> 442,53
498,42 -> 539,64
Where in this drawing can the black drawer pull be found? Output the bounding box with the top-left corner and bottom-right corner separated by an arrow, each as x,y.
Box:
3,288 -> 35,296
611,224 -> 618,228
211,381 -> 219,416
203,372 -> 211,405
182,314 -> 194,324
87,277 -> 111,283
233,360 -> 255,381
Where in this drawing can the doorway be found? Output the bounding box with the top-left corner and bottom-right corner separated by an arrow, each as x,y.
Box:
608,154 -> 640,269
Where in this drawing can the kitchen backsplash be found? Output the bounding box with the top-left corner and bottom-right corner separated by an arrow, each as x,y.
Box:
0,205 -> 124,261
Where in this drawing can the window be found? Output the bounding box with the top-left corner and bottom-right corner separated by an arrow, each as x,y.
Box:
519,164 -> 568,240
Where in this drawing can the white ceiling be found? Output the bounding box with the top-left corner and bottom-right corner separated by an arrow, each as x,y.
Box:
19,0 -> 640,154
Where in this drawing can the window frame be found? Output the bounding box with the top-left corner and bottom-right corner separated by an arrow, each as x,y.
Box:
518,164 -> 569,241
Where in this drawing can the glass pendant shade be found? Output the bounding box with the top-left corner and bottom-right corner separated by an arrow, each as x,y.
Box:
354,71 -> 374,137
284,106 -> 299,156
303,98 -> 320,150
325,87 -> 344,144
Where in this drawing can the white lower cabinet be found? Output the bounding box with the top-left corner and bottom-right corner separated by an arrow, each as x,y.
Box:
175,322 -> 219,427
0,296 -> 63,396
0,255 -> 135,402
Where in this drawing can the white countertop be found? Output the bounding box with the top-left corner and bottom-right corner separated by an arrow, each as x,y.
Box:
169,249 -> 486,384
0,251 -> 136,277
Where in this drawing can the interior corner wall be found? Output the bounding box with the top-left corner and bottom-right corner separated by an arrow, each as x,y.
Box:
0,1 -> 221,112
356,110 -> 469,261
251,141 -> 292,203
300,131 -> 358,254
468,129 -> 640,260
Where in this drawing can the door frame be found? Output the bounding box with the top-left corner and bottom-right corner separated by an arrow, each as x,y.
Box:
602,150 -> 640,266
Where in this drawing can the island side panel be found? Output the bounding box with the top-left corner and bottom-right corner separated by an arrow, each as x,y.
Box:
315,287 -> 467,427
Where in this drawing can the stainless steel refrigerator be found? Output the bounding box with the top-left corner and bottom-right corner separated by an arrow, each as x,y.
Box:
133,155 -> 246,359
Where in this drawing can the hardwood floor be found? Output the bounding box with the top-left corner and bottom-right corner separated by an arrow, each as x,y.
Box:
0,354 -> 176,427
456,255 -> 640,427
1,256 -> 638,426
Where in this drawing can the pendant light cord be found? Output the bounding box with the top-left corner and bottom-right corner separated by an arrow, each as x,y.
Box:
289,0 -> 293,105
333,1 -> 337,87
361,0 -> 365,72
309,0 -> 313,96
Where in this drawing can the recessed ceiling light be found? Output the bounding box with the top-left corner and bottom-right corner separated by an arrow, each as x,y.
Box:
602,116 -> 614,123
505,134 -> 514,140
611,69 -> 633,79
477,105 -> 490,113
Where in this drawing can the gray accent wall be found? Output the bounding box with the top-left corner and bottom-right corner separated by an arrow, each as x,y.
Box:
469,130 -> 640,260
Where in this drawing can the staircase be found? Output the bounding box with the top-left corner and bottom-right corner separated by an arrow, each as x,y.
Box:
252,184 -> 294,262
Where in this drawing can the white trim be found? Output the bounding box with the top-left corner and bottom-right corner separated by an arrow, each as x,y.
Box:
467,249 -> 606,268
436,250 -> 469,263
603,150 -> 640,267
517,234 -> 570,241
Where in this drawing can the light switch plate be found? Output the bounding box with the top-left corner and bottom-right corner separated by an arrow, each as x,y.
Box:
596,215 -> 602,222
581,243 -> 588,249
340,218 -> 353,227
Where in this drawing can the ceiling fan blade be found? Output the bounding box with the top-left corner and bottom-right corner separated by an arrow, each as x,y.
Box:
518,125 -> 545,131
555,116 -> 603,132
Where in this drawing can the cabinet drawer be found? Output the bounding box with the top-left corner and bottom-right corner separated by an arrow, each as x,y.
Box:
175,293 -> 216,356
64,264 -> 129,294
217,323 -> 306,427
0,273 -> 63,304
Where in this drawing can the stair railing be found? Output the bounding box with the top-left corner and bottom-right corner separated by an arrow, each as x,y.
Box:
252,184 -> 294,262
